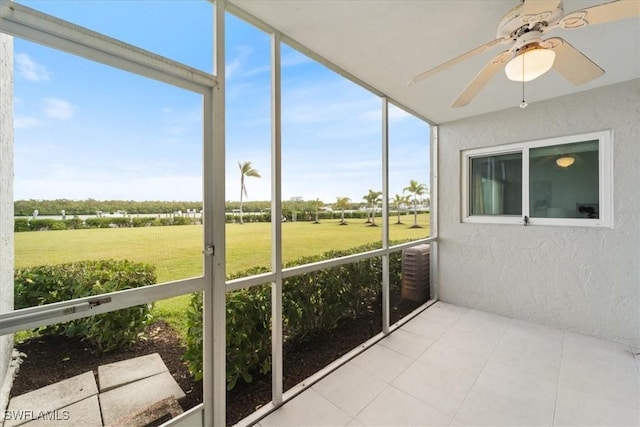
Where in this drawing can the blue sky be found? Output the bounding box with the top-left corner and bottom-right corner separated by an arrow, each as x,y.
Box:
13,1 -> 430,204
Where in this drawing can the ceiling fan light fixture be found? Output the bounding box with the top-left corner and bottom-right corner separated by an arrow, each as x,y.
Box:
556,156 -> 575,168
505,45 -> 556,82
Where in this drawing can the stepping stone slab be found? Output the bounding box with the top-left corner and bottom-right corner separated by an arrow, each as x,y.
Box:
99,371 -> 186,426
19,395 -> 102,427
97,353 -> 168,392
107,396 -> 183,427
5,372 -> 98,427
163,406 -> 203,427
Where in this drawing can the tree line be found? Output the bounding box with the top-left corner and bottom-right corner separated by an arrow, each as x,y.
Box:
14,198 -> 367,217
14,199 -> 203,217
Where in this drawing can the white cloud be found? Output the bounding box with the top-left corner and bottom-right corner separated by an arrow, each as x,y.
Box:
42,98 -> 75,120
226,45 -> 252,80
14,116 -> 42,129
242,64 -> 270,78
15,53 -> 51,82
388,105 -> 415,122
234,51 -> 310,79
282,51 -> 312,68
166,125 -> 187,135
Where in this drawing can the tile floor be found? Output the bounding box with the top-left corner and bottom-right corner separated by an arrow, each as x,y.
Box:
255,302 -> 640,426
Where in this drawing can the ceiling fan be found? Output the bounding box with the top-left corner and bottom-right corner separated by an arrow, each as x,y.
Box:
408,0 -> 640,108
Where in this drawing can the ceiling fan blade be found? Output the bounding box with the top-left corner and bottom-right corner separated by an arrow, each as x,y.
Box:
546,37 -> 604,85
522,0 -> 562,18
408,38 -> 506,86
560,0 -> 640,29
452,50 -> 514,108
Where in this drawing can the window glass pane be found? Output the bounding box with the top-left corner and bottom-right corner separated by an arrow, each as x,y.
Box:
530,140 -> 599,218
470,153 -> 522,215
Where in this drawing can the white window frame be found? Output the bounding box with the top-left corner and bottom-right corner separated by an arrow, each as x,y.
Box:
461,130 -> 613,228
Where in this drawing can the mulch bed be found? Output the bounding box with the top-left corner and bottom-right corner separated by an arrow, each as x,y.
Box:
10,299 -> 421,426
10,321 -> 201,411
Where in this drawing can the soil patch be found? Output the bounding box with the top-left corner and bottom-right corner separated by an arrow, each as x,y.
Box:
11,299 -> 421,425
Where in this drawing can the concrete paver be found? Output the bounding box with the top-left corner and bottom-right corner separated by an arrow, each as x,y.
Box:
6,353 -> 187,427
97,353 -> 168,392
105,396 -> 182,427
20,396 -> 102,427
98,371 -> 186,426
5,372 -> 98,427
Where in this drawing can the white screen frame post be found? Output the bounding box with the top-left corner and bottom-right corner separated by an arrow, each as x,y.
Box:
204,1 -> 227,426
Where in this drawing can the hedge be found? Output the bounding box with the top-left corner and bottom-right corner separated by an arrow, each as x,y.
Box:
14,210 -> 411,230
183,242 -> 404,390
14,259 -> 156,352
15,216 -> 201,232
224,210 -> 395,223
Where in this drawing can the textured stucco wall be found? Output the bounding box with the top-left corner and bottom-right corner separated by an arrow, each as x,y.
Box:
0,33 -> 14,409
438,79 -> 640,347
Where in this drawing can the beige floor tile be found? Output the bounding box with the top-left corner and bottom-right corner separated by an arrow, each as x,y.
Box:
350,344 -> 413,383
355,386 -> 450,426
378,329 -> 435,359
392,361 -> 473,416
259,389 -> 351,427
554,383 -> 640,426
312,362 -> 386,417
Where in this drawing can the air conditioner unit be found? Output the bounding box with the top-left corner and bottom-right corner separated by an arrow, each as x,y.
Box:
401,244 -> 430,303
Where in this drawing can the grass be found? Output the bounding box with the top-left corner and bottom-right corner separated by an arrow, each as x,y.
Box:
15,213 -> 430,337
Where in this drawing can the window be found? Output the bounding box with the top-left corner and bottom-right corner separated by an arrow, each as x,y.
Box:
462,130 -> 612,227
469,152 -> 522,216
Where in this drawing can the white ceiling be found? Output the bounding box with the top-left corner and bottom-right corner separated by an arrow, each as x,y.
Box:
229,0 -> 640,124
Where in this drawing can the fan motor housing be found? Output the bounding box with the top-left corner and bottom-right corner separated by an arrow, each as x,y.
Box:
497,2 -> 565,39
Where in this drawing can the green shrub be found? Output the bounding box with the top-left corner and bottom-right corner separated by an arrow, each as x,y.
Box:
183,242 -> 406,390
183,292 -> 204,381
14,218 -> 30,232
28,218 -> 67,231
131,217 -> 156,227
108,217 -> 131,227
14,259 -> 156,352
153,217 -> 173,226
183,266 -> 271,389
64,216 -> 85,229
171,216 -> 191,226
84,217 -> 113,228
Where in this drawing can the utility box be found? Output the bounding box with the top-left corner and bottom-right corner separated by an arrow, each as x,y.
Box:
401,244 -> 430,303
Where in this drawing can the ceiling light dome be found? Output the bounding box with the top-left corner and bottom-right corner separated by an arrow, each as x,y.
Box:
556,156 -> 575,168
505,44 -> 556,82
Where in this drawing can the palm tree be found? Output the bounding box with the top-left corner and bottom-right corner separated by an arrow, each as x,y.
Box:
403,179 -> 427,228
334,197 -> 351,225
363,189 -> 382,226
391,193 -> 410,224
238,161 -> 261,224
313,198 -> 322,224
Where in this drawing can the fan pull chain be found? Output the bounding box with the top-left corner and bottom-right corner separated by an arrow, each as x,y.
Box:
520,53 -> 528,108
520,80 -> 527,108
520,55 -> 529,108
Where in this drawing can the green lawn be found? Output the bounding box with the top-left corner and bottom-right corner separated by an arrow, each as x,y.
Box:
15,213 -> 430,337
